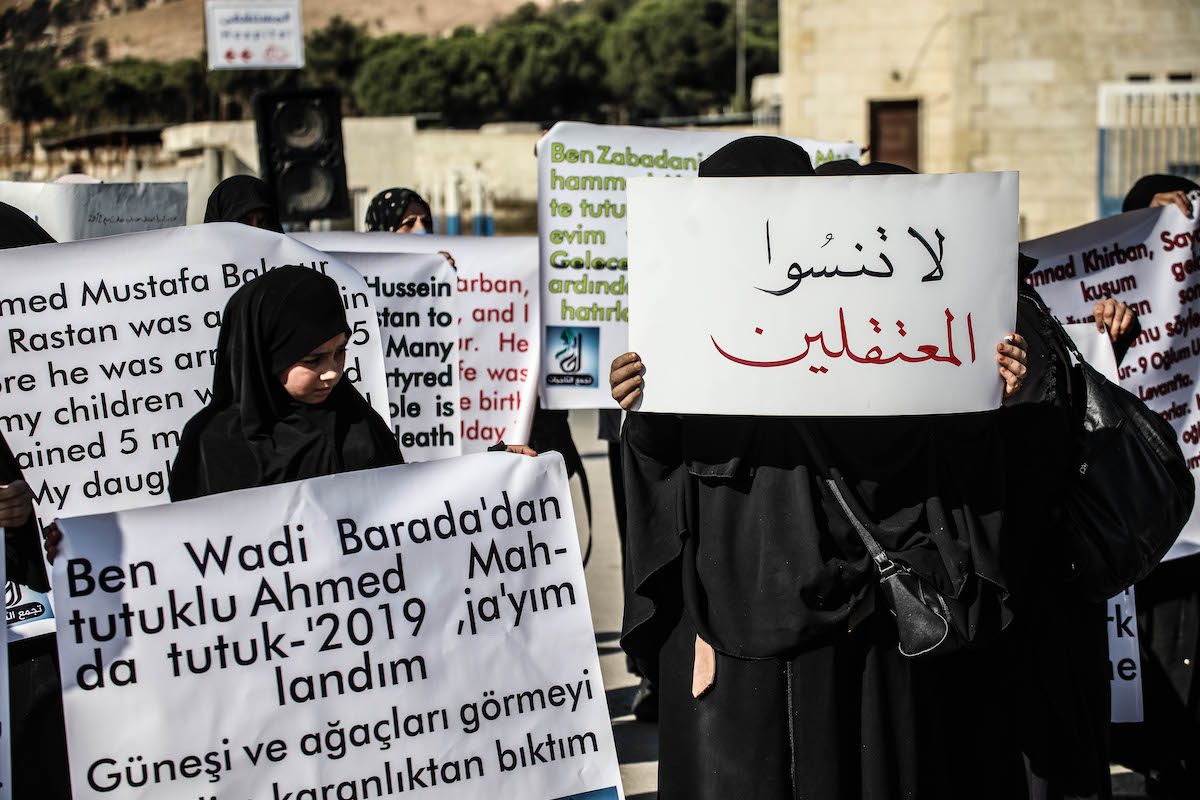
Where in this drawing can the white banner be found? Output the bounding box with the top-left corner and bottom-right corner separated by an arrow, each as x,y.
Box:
1022,202 -> 1200,558
52,452 -> 623,800
626,172 -> 1018,415
537,122 -> 862,409
1064,322 -> 1145,723
205,0 -> 304,70
332,251 -> 462,462
0,182 -> 187,242
297,233 -> 540,453
0,223 -> 388,528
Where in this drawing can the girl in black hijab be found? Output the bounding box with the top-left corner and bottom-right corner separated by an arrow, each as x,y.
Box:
365,187 -> 433,233
0,202 -> 72,800
204,175 -> 284,233
169,266 -> 402,500
611,138 -> 1029,799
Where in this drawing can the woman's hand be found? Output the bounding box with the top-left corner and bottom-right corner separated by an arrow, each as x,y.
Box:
43,522 -> 61,565
0,480 -> 32,528
610,352 -> 644,410
997,333 -> 1029,398
505,444 -> 537,457
1150,190 -> 1194,218
1094,299 -> 1137,343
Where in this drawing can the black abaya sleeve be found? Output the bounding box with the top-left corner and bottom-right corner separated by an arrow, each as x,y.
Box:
0,434 -> 48,592
619,411 -> 685,676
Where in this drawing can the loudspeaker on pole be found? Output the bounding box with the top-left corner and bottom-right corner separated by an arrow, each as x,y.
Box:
254,87 -> 351,223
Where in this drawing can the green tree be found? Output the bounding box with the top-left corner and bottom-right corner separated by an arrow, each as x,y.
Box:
352,35 -> 449,117
601,0 -> 735,120
0,0 -> 57,153
304,15 -> 369,111
487,8 -> 609,121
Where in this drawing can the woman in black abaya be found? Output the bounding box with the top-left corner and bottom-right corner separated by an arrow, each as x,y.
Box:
612,139 -> 1029,799
168,265 -> 402,499
0,202 -> 72,799
1109,173 -> 1200,798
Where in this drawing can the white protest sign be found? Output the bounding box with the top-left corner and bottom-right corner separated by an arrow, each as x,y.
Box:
626,173 -> 1018,415
537,122 -> 862,409
52,452 -> 623,800
0,223 -> 388,529
205,0 -> 304,70
1022,201 -> 1200,558
297,233 -> 540,452
0,182 -> 187,242
331,251 -> 461,461
0,550 -> 10,800
1063,322 -> 1145,723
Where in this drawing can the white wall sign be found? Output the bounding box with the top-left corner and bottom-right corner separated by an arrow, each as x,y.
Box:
537,122 -> 862,409
1022,201 -> 1200,558
52,453 -> 623,800
331,251 -> 462,461
0,182 -> 187,242
626,172 -> 1018,415
205,0 -> 304,70
1064,322 -> 1145,724
297,233 -> 540,452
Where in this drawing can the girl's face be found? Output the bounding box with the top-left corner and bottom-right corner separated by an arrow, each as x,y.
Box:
278,332 -> 348,404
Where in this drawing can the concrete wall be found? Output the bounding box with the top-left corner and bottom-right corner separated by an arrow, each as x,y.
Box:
780,0 -> 1200,238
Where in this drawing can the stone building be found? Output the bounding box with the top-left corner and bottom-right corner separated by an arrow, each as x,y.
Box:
779,0 -> 1200,238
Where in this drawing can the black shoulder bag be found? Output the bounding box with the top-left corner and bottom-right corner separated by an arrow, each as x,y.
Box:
1027,292 -> 1195,601
824,476 -> 964,659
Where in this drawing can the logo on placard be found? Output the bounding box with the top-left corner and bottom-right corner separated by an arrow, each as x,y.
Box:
547,326 -> 599,387
5,580 -> 49,627
551,788 -> 620,800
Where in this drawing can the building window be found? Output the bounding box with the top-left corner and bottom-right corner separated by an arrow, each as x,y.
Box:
869,100 -> 920,172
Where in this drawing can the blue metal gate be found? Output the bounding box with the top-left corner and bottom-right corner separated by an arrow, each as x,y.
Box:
1097,83 -> 1200,217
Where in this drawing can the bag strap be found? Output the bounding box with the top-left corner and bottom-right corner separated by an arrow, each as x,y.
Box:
823,477 -> 899,578
1020,287 -> 1086,366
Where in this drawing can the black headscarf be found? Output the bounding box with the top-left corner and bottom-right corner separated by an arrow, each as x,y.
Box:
622,136 -> 1009,662
0,203 -> 54,590
815,158 -> 914,176
169,266 -> 401,501
204,175 -> 283,232
1122,174 -> 1200,212
0,202 -> 54,249
365,187 -> 432,232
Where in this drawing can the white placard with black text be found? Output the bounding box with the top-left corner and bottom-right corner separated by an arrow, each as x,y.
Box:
53,453 -> 623,800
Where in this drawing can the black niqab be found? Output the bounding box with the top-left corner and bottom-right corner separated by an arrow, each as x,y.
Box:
622,136 -> 1019,799
624,136 -> 1009,661
170,266 -> 401,500
364,187 -> 432,232
204,175 -> 283,232
1122,174 -> 1200,212
0,202 -> 53,589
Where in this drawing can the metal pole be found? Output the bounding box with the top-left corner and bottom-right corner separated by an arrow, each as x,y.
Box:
735,0 -> 747,112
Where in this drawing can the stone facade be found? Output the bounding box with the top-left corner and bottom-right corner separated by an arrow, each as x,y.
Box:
780,0 -> 1200,237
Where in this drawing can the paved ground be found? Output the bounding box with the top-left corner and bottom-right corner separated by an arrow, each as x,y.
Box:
567,410 -> 1148,800
571,410 -> 658,799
